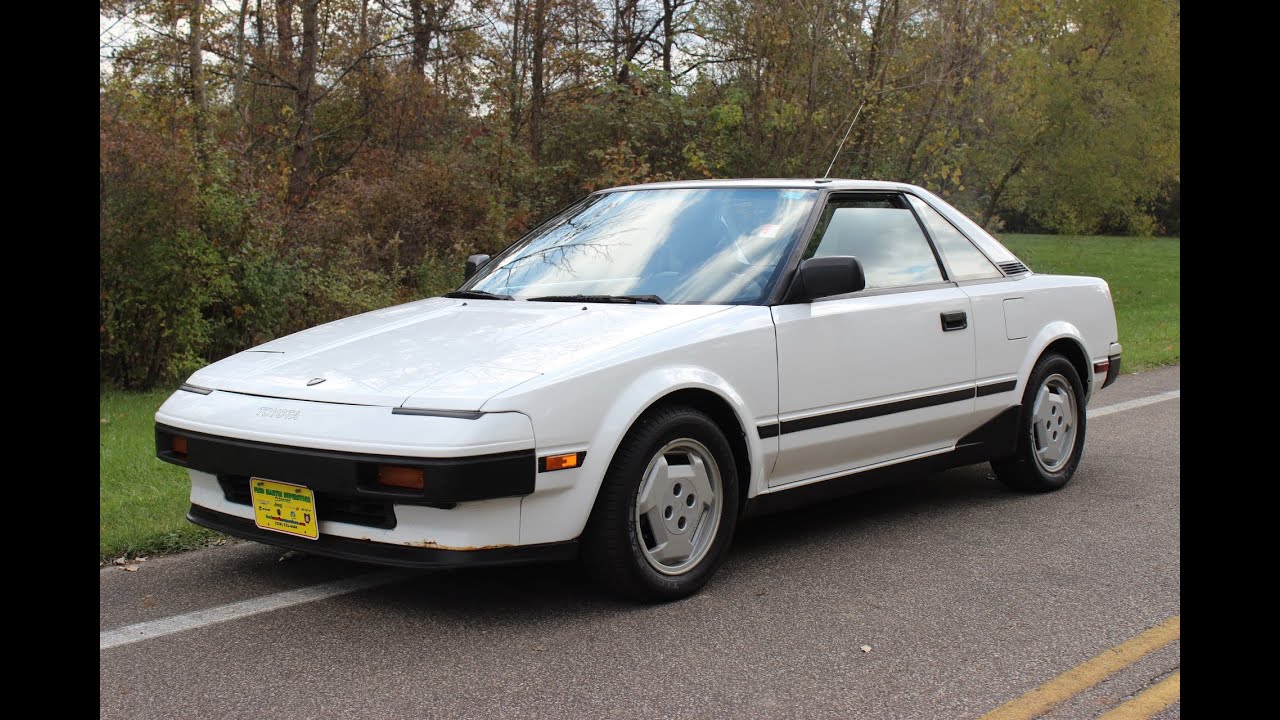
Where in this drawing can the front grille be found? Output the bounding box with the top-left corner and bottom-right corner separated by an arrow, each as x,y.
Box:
218,475 -> 253,505
998,260 -> 1030,275
217,475 -> 397,529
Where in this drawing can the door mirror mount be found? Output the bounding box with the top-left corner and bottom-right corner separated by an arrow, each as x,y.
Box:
464,254 -> 491,280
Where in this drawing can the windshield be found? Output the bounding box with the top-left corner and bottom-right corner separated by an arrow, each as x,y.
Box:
462,188 -> 819,304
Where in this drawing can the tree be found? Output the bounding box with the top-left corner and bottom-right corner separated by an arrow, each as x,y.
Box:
188,0 -> 208,162
99,0 -> 1179,387
286,0 -> 320,207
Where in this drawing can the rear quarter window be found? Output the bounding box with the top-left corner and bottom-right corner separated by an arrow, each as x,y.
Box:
907,195 -> 1002,281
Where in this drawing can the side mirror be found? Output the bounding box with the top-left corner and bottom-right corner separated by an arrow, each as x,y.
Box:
464,254 -> 491,280
790,256 -> 865,301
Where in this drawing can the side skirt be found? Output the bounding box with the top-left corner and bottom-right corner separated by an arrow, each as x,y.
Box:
742,406 -> 1020,520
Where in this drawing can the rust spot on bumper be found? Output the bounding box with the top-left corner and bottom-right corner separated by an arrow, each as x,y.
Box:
403,540 -> 514,551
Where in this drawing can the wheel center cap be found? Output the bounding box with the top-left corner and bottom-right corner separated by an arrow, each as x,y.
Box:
663,481 -> 696,534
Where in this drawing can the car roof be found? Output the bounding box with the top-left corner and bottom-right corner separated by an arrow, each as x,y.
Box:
599,178 -> 917,193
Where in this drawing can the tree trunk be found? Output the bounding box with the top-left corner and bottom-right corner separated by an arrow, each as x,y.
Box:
982,155 -> 1025,227
409,0 -> 430,77
188,0 -> 208,164
357,0 -> 372,120
170,1 -> 180,135
276,0 -> 295,75
804,3 -> 825,160
616,0 -> 637,85
508,0 -> 523,137
530,0 -> 547,164
571,1 -> 582,86
613,0 -> 664,85
232,0 -> 250,127
255,0 -> 265,55
358,0 -> 369,53
610,0 -> 620,83
661,0 -> 674,81
902,82 -> 943,178
854,0 -> 900,174
287,0 -> 319,208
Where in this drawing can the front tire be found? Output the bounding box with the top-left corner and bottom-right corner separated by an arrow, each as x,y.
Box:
992,352 -> 1087,492
581,405 -> 740,602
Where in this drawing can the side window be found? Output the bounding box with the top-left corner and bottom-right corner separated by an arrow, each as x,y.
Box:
804,195 -> 944,289
906,195 -> 1002,281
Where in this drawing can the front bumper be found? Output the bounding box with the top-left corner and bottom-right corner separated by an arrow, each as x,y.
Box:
188,505 -> 577,568
155,389 -> 553,552
156,424 -> 535,505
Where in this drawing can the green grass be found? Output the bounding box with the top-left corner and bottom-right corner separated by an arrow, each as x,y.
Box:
99,235 -> 1178,560
1000,234 -> 1180,372
100,390 -> 219,561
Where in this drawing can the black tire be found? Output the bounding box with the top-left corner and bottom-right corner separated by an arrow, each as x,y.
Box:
992,352 -> 1088,492
581,405 -> 740,602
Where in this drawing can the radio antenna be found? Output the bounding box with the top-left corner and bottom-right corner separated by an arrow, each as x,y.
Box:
822,99 -> 867,179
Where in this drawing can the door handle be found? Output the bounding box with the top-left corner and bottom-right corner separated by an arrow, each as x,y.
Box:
940,311 -> 968,332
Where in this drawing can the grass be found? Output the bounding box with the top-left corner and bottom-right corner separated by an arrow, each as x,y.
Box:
100,390 -> 219,561
99,234 -> 1179,560
999,234 -> 1180,372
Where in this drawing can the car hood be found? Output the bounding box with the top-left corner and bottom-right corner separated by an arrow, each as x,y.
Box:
187,297 -> 730,410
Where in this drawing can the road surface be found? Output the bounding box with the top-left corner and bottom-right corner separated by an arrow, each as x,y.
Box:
100,366 -> 1181,719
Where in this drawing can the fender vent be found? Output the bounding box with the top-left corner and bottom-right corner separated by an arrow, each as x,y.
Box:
998,261 -> 1029,276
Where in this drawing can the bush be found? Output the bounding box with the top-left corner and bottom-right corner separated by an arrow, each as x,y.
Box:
99,92 -> 518,389
100,106 -> 232,388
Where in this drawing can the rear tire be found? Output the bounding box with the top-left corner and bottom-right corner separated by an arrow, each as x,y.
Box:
581,405 -> 739,602
992,352 -> 1087,492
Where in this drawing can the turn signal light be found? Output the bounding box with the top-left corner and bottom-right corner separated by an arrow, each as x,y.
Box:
1093,360 -> 1110,374
171,435 -> 189,458
543,452 -> 581,472
377,465 -> 425,490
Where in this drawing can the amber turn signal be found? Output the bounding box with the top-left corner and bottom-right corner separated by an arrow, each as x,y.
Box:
171,435 -> 189,457
543,452 -> 581,472
377,465 -> 425,490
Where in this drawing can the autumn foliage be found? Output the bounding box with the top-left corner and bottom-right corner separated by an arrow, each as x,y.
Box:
99,0 -> 1179,388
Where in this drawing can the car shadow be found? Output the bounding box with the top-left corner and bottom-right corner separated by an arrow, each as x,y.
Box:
733,462 -> 1011,553
298,462 -> 1022,617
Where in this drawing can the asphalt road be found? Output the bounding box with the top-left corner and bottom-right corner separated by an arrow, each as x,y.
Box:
100,366 -> 1180,719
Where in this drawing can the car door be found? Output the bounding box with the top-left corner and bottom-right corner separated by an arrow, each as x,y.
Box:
768,192 -> 977,488
903,194 -> 1025,426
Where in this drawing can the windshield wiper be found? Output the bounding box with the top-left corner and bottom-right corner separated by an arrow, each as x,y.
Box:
444,290 -> 514,301
526,294 -> 666,305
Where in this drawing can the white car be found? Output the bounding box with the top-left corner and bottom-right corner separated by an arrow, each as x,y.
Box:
155,179 -> 1121,600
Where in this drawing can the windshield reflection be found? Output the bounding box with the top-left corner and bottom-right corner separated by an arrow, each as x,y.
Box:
465,188 -> 818,304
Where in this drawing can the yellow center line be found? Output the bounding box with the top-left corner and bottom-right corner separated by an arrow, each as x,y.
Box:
1096,671 -> 1180,720
978,615 -> 1180,720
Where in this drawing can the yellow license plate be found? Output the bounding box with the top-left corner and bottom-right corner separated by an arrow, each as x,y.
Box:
251,478 -> 319,540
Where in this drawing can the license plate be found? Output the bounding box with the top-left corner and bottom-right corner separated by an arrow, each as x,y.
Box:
251,478 -> 319,540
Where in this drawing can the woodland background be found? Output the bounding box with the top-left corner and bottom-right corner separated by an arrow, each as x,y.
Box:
99,0 -> 1180,389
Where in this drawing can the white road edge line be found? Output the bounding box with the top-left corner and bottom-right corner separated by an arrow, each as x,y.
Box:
100,388 -> 1181,652
100,569 -> 413,651
1088,389 -> 1180,418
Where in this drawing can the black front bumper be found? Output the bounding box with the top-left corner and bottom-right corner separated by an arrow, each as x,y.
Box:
188,505 -> 578,569
156,423 -> 536,506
